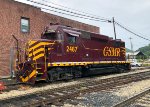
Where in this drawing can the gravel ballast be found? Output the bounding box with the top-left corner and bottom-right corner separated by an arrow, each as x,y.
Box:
0,69 -> 149,101
64,79 -> 150,107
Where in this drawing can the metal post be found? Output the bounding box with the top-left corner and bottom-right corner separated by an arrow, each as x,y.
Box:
129,37 -> 134,60
10,47 -> 15,78
12,35 -> 19,62
129,37 -> 133,52
112,17 -> 117,40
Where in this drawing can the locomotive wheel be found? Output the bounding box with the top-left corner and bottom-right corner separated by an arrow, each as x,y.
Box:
47,71 -> 61,82
47,66 -> 83,82
47,72 -> 54,82
118,67 -> 125,73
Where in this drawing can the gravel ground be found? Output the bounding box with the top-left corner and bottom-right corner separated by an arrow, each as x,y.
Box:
128,93 -> 150,107
64,79 -> 150,107
90,69 -> 150,82
0,80 -> 80,100
0,68 -> 149,101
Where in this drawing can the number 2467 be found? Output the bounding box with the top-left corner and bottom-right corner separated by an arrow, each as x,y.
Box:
66,46 -> 78,52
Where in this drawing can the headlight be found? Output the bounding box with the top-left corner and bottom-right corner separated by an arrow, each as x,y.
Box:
28,58 -> 31,61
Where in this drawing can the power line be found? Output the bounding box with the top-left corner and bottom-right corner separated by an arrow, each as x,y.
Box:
115,21 -> 150,41
26,0 -> 109,22
116,21 -> 149,39
41,7 -> 103,21
22,0 -> 150,42
41,0 -> 110,21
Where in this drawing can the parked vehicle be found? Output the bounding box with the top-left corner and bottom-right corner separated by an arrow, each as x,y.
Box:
130,59 -> 142,67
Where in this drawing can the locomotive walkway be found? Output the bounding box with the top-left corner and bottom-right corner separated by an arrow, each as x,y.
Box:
0,68 -> 150,106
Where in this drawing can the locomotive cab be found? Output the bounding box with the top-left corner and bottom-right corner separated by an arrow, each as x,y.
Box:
16,25 -> 66,84
42,32 -> 57,40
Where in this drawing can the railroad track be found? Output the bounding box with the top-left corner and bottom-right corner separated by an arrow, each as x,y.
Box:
130,91 -> 150,107
113,88 -> 150,107
2,67 -> 150,91
0,70 -> 150,107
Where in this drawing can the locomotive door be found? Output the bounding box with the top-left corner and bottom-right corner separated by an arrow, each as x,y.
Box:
64,32 -> 80,62
57,33 -> 64,55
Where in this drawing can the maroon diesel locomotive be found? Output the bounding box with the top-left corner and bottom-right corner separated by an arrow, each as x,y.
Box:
16,24 -> 130,84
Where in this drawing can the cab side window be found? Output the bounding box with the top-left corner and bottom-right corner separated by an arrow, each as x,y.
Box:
68,35 -> 76,44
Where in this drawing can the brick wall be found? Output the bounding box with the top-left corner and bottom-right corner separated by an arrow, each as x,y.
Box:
0,0 -> 99,76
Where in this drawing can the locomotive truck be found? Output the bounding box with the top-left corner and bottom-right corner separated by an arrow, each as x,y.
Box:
16,24 -> 130,84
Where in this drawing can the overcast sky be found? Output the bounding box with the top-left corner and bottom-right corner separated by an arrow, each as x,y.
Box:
16,0 -> 150,50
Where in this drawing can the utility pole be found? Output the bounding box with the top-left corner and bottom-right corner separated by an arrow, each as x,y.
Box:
112,17 -> 117,40
129,37 -> 134,60
129,37 -> 133,52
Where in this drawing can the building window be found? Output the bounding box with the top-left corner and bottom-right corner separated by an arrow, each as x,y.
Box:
21,17 -> 30,33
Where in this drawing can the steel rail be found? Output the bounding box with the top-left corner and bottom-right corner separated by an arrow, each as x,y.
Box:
113,88 -> 150,107
0,70 -> 150,107
1,66 -> 149,85
24,72 -> 150,107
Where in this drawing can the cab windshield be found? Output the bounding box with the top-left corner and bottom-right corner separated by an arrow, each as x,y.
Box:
42,33 -> 57,40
